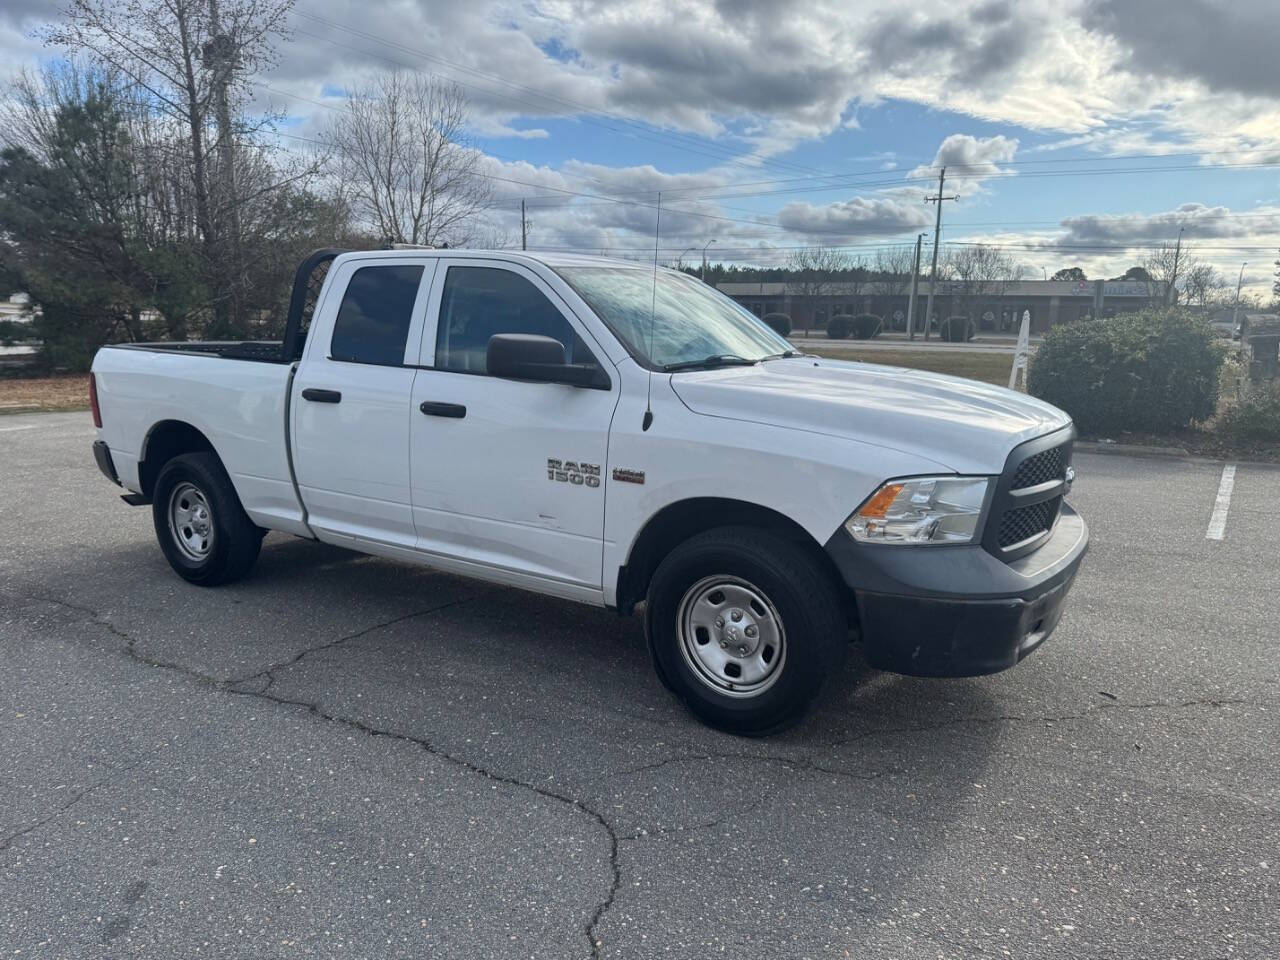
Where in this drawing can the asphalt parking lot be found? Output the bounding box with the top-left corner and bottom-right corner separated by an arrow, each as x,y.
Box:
2,411 -> 1277,959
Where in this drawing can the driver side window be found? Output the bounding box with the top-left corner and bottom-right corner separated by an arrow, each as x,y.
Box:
435,266 -> 595,374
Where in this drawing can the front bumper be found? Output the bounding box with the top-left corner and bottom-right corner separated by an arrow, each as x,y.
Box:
825,502 -> 1088,677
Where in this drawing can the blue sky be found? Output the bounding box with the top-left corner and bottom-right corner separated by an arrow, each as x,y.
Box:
2,0 -> 1277,296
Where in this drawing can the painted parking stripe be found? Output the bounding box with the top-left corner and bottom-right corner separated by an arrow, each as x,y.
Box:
1206,465 -> 1236,541
0,424 -> 38,433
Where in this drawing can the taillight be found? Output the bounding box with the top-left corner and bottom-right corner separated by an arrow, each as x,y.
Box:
89,373 -> 102,428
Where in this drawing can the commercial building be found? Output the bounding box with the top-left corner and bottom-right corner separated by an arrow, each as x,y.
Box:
718,278 -> 1169,334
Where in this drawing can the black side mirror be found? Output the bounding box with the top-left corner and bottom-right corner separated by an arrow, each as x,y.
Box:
486,334 -> 610,389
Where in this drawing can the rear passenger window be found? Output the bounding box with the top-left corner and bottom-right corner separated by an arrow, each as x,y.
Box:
330,264 -> 425,365
435,266 -> 592,373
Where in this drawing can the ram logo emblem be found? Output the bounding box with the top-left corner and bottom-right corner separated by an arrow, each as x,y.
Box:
547,459 -> 601,488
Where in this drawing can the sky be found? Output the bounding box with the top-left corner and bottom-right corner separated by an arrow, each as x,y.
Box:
2,0 -> 1279,298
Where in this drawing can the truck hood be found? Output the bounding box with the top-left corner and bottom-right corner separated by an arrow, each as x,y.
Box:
668,356 -> 1071,474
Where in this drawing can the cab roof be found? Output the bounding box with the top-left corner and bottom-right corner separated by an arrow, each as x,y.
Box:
336,248 -> 669,271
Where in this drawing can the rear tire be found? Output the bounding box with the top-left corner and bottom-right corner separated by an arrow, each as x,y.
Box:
645,527 -> 846,736
151,452 -> 263,586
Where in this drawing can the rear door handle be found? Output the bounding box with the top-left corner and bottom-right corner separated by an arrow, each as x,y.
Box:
301,388 -> 342,403
419,401 -> 466,419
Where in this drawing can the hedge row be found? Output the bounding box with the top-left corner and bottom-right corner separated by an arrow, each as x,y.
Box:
826,313 -> 882,339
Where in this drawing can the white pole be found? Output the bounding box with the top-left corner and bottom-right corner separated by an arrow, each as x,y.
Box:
1009,309 -> 1032,391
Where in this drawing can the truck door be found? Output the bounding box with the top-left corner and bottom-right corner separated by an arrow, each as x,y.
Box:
409,260 -> 619,597
292,257 -> 434,547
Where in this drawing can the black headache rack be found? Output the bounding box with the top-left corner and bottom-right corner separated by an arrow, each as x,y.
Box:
980,425 -> 1076,563
109,248 -> 348,363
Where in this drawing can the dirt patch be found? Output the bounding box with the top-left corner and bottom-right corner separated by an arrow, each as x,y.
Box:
1089,428 -> 1280,464
0,374 -> 91,414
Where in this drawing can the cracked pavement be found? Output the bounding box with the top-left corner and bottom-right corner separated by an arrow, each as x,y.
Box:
2,411 -> 1278,958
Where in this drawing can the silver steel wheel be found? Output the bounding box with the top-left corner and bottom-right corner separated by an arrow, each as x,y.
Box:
676,575 -> 787,698
168,481 -> 214,562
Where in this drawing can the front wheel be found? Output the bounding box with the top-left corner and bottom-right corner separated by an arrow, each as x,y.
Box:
151,452 -> 263,586
645,527 -> 847,735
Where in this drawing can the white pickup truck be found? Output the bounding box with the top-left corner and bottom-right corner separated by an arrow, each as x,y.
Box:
90,248 -> 1087,734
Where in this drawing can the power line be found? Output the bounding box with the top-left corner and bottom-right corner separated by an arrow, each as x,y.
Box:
261,111 -> 1280,251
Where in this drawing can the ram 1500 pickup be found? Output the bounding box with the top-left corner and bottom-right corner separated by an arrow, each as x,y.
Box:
90,248 -> 1088,734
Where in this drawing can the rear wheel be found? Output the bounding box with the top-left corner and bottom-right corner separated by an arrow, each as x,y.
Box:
645,527 -> 846,735
151,452 -> 262,586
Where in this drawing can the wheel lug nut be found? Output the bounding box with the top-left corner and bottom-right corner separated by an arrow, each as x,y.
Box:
738,645 -> 748,655
719,640 -> 728,649
731,609 -> 743,622
714,617 -> 724,628
745,625 -> 757,638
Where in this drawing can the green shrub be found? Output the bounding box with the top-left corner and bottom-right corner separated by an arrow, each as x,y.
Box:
939,316 -> 976,342
0,319 -> 25,345
827,314 -> 852,338
850,313 -> 883,340
762,312 -> 792,337
1028,310 -> 1223,434
1219,383 -> 1280,443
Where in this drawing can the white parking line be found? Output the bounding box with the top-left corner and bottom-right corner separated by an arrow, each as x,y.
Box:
1206,465 -> 1237,541
0,424 -> 38,433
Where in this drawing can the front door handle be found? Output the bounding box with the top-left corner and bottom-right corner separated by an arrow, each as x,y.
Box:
301,388 -> 342,403
419,401 -> 466,419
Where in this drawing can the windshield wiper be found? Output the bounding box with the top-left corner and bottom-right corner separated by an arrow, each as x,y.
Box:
662,354 -> 760,372
760,350 -> 804,361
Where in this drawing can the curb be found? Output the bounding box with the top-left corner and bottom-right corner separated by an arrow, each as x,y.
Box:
1076,441 -> 1280,469
1076,440 -> 1190,458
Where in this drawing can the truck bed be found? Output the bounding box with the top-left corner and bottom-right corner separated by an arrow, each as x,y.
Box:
92,344 -> 310,536
109,340 -> 292,363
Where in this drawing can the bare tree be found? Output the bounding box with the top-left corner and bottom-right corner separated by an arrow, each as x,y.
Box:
44,0 -> 299,334
1143,240 -> 1202,306
873,247 -> 914,327
4,58 -> 340,343
326,73 -> 493,247
1181,262 -> 1221,308
949,244 -> 1024,329
786,246 -> 852,335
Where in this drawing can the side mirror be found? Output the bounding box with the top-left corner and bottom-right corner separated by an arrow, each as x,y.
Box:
486,334 -> 610,389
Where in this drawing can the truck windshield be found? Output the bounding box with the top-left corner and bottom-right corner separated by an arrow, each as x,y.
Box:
554,266 -> 793,370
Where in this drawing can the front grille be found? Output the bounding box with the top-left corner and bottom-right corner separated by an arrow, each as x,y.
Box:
1012,446 -> 1064,490
998,495 -> 1062,548
984,431 -> 1074,561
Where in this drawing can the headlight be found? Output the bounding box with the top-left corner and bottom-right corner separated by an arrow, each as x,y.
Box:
845,476 -> 991,545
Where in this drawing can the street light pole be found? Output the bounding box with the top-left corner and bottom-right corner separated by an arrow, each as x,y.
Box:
678,246 -> 696,271
1232,260 -> 1247,340
906,233 -> 924,340
1168,226 -> 1185,306
702,238 -> 716,282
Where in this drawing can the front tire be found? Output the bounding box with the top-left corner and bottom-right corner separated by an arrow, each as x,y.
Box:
151,452 -> 263,586
645,527 -> 846,736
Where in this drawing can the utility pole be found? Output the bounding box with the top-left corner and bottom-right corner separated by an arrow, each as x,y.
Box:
906,233 -> 924,340
1167,226 -> 1185,306
521,199 -> 527,250
923,167 -> 959,340
205,0 -> 241,334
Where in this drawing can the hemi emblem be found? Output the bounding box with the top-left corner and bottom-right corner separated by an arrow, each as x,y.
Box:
612,468 -> 645,485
